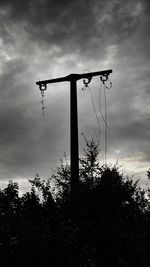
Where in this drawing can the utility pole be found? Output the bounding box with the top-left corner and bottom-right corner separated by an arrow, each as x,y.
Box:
36,69 -> 112,193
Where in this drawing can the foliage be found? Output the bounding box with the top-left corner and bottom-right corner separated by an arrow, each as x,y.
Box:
147,168 -> 150,180
0,141 -> 150,266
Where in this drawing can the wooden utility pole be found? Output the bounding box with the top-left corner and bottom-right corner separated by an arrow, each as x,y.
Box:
36,69 -> 112,193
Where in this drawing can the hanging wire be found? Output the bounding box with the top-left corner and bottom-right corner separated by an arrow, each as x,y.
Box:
39,83 -> 47,117
99,75 -> 112,165
40,92 -> 46,117
81,74 -> 112,165
88,85 -> 101,142
82,77 -> 101,144
99,82 -> 110,129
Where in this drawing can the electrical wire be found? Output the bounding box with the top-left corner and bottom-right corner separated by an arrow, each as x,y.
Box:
99,81 -> 110,164
88,85 -> 101,143
99,82 -> 110,129
82,75 -> 112,165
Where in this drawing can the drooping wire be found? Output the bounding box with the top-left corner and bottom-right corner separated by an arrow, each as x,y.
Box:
88,85 -> 101,143
40,91 -> 46,117
99,82 -> 110,129
82,77 -> 101,144
99,75 -> 112,165
39,83 -> 47,117
81,75 -> 112,165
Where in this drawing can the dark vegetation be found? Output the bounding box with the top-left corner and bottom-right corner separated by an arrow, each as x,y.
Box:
0,140 -> 150,266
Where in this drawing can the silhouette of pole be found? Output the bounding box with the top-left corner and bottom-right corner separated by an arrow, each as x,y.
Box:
70,77 -> 79,192
36,69 -> 112,193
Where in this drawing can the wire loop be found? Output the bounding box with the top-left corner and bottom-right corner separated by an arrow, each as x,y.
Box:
100,75 -> 112,89
100,74 -> 108,83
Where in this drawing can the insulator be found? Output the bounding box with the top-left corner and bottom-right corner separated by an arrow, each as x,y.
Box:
83,76 -> 92,85
100,74 -> 108,83
39,83 -> 47,92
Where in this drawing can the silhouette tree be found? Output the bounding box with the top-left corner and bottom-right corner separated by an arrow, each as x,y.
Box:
147,168 -> 150,180
0,141 -> 150,266
47,140 -> 150,266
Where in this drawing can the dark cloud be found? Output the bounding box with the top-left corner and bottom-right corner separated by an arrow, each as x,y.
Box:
0,0 -> 145,58
0,0 -> 149,189
0,0 -> 96,54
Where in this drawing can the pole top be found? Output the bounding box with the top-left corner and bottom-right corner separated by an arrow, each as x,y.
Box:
36,69 -> 112,86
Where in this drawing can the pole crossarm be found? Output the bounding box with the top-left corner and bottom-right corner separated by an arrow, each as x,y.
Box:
36,69 -> 112,86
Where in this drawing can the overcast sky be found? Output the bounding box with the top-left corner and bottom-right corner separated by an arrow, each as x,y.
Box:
0,0 -> 150,191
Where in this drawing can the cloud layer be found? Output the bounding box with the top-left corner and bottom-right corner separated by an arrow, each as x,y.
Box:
0,0 -> 150,189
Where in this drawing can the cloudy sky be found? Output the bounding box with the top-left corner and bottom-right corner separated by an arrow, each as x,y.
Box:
0,0 -> 150,192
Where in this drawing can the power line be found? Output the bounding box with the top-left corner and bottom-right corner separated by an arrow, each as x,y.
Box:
88,85 -> 101,143
99,80 -> 111,165
82,79 -> 111,165
99,82 -> 110,129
